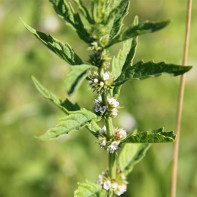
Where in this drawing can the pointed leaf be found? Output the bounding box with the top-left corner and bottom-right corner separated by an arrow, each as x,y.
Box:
107,0 -> 130,39
122,128 -> 176,143
74,181 -> 106,197
115,61 -> 192,85
32,76 -> 70,114
23,21 -> 83,65
73,0 -> 93,23
112,18 -> 138,98
39,109 -> 97,140
65,64 -> 92,95
109,20 -> 170,46
118,143 -> 151,175
49,0 -> 91,43
112,37 -> 137,80
111,39 -> 132,80
61,99 -> 80,111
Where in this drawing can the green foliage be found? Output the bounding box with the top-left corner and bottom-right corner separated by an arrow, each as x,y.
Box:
115,61 -> 192,85
65,65 -> 93,95
32,76 -> 80,112
122,128 -> 176,143
32,76 -> 70,114
118,144 -> 151,175
22,0 -> 193,196
74,181 -> 107,197
86,121 -> 101,137
109,20 -> 170,46
107,0 -> 130,39
112,37 -> 137,98
38,109 -> 97,140
49,0 -> 91,43
111,39 -> 134,80
1,0 -> 196,197
23,21 -> 83,65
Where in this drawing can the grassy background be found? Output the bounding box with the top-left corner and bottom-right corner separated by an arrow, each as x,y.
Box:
0,0 -> 196,196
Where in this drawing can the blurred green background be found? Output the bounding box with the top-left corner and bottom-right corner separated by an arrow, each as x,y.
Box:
0,0 -> 196,196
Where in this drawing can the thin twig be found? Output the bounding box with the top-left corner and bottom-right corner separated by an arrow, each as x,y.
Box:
170,0 -> 192,197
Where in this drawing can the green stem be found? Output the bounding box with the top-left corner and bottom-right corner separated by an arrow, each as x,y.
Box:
105,111 -> 116,180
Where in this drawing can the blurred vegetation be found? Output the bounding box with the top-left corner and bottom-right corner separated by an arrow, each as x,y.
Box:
0,0 -> 196,196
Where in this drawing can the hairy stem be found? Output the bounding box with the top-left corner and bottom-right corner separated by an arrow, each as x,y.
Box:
102,94 -> 117,179
106,117 -> 116,179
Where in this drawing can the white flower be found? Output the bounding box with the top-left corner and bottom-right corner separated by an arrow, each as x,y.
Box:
94,96 -> 106,114
103,72 -> 110,81
94,101 -> 101,113
98,136 -> 107,147
111,108 -> 118,117
108,97 -> 119,108
93,78 -> 99,83
103,180 -> 111,190
107,141 -> 119,153
115,184 -> 127,196
100,81 -> 105,87
118,128 -> 127,139
96,175 -> 103,185
111,182 -> 118,189
97,95 -> 102,102
99,126 -> 107,135
101,106 -> 106,113
121,173 -> 127,181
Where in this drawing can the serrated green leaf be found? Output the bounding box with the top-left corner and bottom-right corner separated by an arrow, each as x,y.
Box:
65,64 -> 92,95
122,128 -> 176,143
32,76 -> 99,138
112,18 -> 138,98
49,0 -> 91,43
118,143 -> 151,175
109,20 -> 170,46
23,21 -> 83,65
111,39 -> 132,80
113,37 -> 137,98
107,0 -> 130,39
61,98 -> 80,111
39,109 -> 97,140
112,37 -> 137,81
32,76 -> 70,114
115,61 -> 192,85
74,181 -> 105,197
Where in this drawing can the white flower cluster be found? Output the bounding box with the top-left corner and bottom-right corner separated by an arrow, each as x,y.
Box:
96,169 -> 128,196
98,126 -> 127,154
89,71 -> 112,94
94,95 -> 119,117
94,95 -> 106,114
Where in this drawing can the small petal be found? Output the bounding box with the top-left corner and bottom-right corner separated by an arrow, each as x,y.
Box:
115,184 -> 127,196
96,175 -> 103,185
111,182 -> 118,189
111,108 -> 118,117
94,78 -> 99,83
103,180 -> 111,190
99,126 -> 107,135
103,72 -> 110,81
119,128 -> 127,139
100,81 -> 104,87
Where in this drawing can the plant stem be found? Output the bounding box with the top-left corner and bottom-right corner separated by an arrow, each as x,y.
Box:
105,117 -> 116,179
102,94 -> 117,179
170,0 -> 192,197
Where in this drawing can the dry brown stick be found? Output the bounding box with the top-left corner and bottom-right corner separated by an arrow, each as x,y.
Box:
170,0 -> 192,197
